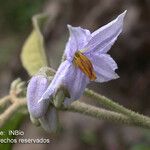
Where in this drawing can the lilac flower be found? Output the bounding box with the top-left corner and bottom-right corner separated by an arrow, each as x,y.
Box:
27,75 -> 59,132
27,75 -> 49,118
39,11 -> 127,105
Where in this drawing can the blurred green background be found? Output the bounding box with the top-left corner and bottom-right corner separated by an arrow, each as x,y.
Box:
0,0 -> 150,150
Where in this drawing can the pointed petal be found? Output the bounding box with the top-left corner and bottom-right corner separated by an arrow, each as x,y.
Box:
64,25 -> 91,60
39,107 -> 59,133
39,60 -> 71,102
84,10 -> 127,54
99,54 -> 118,71
63,66 -> 89,106
40,60 -> 89,105
89,53 -> 119,82
27,75 -> 49,118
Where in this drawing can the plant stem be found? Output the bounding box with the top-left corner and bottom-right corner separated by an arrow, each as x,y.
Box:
0,98 -> 26,128
0,96 -> 11,109
84,88 -> 150,128
63,101 -> 150,128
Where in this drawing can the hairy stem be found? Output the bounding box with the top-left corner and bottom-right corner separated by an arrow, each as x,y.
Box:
63,101 -> 150,128
0,95 -> 11,109
84,88 -> 150,128
0,98 -> 26,128
64,101 -> 131,124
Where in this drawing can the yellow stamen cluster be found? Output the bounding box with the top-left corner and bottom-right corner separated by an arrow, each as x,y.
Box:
73,51 -> 96,81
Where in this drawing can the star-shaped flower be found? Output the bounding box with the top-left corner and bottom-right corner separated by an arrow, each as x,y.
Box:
39,11 -> 126,105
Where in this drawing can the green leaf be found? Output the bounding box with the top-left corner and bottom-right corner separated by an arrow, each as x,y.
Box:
0,112 -> 25,150
21,13 -> 48,76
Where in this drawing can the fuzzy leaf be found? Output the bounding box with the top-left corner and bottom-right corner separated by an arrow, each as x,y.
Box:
21,13 -> 48,76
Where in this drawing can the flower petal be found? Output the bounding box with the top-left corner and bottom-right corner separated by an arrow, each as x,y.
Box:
39,60 -> 72,102
63,65 -> 89,106
64,25 -> 91,61
84,10 -> 127,54
89,53 -> 119,82
39,107 -> 59,133
39,60 -> 89,105
27,75 -> 49,118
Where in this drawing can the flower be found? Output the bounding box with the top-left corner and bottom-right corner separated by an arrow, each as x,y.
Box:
27,75 -> 49,118
27,74 -> 59,132
39,11 -> 127,105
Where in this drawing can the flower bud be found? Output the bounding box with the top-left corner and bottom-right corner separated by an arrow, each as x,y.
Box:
27,75 -> 49,118
39,106 -> 59,133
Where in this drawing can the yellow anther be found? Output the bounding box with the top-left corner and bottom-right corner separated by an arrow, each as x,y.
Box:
73,51 -> 96,81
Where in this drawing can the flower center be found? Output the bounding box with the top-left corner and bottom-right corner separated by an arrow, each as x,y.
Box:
73,51 -> 96,81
